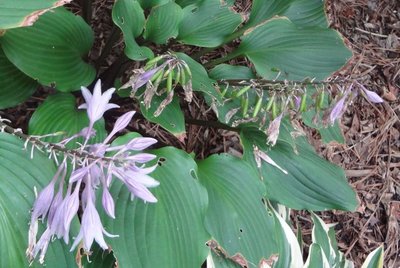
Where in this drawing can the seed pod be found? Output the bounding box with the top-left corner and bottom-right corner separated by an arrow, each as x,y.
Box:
150,69 -> 164,83
252,95 -> 263,118
235,85 -> 251,98
265,95 -> 275,111
241,96 -> 249,117
300,93 -> 307,112
166,70 -> 173,93
182,63 -> 192,79
271,101 -> 278,118
180,67 -> 187,85
144,55 -> 164,70
221,86 -> 229,97
316,90 -> 325,110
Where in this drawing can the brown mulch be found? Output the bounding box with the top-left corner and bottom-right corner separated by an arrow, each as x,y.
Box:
295,0 -> 400,267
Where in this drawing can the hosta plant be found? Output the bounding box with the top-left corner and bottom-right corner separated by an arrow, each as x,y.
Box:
0,0 -> 384,267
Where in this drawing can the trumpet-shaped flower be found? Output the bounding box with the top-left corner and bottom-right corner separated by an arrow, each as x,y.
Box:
78,79 -> 119,128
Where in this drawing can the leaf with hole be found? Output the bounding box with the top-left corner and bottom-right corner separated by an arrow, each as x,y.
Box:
0,7 -> 95,91
101,147 -> 210,267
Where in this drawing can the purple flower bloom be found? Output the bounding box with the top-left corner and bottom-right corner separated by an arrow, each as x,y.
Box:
103,111 -> 135,144
78,79 -> 120,131
329,96 -> 346,125
102,186 -> 115,219
70,198 -> 118,252
358,83 -> 384,103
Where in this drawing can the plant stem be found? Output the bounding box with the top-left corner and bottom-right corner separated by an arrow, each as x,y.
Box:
80,0 -> 92,24
204,51 -> 241,68
95,26 -> 121,70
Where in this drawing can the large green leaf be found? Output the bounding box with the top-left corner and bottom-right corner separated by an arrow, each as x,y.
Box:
137,0 -> 170,9
0,0 -> 71,30
139,93 -> 186,137
233,18 -> 352,80
302,110 -> 345,144
209,64 -> 256,80
102,147 -> 209,267
0,7 -> 95,92
240,128 -> 358,211
197,154 -> 297,268
177,0 -> 243,47
0,45 -> 37,109
0,133 -> 77,267
112,0 -> 153,60
247,0 -> 327,29
143,2 -> 183,44
28,93 -> 107,146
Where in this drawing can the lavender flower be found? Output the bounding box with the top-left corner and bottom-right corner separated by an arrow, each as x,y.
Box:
28,81 -> 159,264
329,96 -> 347,125
357,82 -> 384,103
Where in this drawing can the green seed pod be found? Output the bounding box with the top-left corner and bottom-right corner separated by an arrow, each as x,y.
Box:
271,101 -> 278,118
265,95 -> 275,111
316,90 -> 325,110
182,63 -> 192,79
241,97 -> 249,117
150,69 -> 164,83
252,96 -> 263,118
221,86 -> 229,97
166,70 -> 173,93
300,93 -> 307,112
144,55 -> 164,70
163,68 -> 172,79
180,67 -> 187,85
235,85 -> 251,98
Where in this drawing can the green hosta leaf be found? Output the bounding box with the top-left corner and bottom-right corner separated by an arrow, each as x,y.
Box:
0,7 -> 95,92
81,244 -> 116,268
143,2 -> 183,44
137,0 -> 170,9
304,244 -> 330,268
302,110 -> 345,144
139,93 -> 186,137
175,0 -> 202,7
0,133 -> 77,267
361,245 -> 384,268
209,64 -> 256,80
0,0 -> 71,30
112,0 -> 153,60
28,93 -> 107,147
234,17 -> 352,80
0,45 -> 37,109
240,127 -> 358,211
311,213 -> 337,265
102,147 -> 209,267
197,154 -> 295,267
177,0 -> 243,47
247,0 -> 327,29
175,52 -> 222,102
